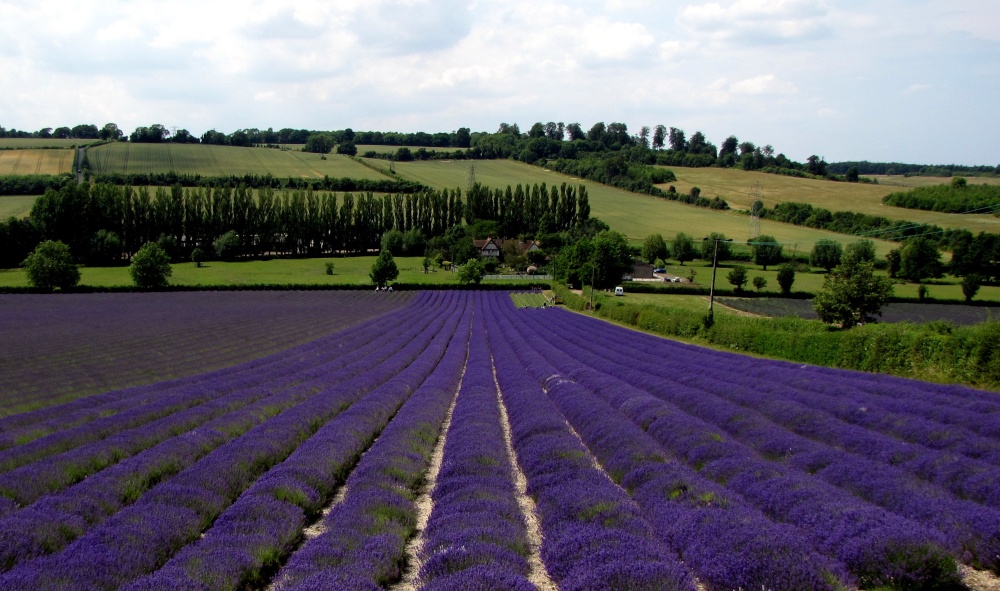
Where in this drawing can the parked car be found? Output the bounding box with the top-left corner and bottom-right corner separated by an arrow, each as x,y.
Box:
653,267 -> 666,273
614,286 -> 624,296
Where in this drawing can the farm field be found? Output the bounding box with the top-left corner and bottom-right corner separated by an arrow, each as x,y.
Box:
0,139 -> 87,149
0,195 -> 37,219
385,158 -> 902,256
0,149 -> 73,175
0,256 -> 469,288
0,290 -> 998,590
719,296 -> 1000,325
86,143 -> 389,180
0,291 -> 411,415
665,166 -> 1000,235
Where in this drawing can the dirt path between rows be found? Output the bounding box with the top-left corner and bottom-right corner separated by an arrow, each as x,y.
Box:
494,363 -> 558,591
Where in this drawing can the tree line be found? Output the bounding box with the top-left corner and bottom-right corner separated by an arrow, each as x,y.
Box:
881,177 -> 1000,214
0,180 -> 590,269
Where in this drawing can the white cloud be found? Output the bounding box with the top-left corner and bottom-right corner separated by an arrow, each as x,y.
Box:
679,0 -> 835,45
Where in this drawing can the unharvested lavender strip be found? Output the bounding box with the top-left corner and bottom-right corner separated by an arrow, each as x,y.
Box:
0,293 -> 444,516
269,299 -> 472,591
518,306 -> 965,590
122,296 -> 470,591
484,305 -> 695,591
0,294 -> 425,464
0,292 -> 455,591
484,295 -> 849,591
415,302 -> 535,590
0,291 -> 427,450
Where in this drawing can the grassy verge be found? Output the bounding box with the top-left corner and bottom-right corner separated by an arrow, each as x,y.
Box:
553,283 -> 1000,390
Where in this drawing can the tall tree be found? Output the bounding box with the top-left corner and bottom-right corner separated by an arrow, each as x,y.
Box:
751,234 -> 783,270
813,258 -> 893,328
651,125 -> 667,150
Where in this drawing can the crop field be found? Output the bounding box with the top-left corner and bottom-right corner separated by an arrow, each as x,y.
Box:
385,158 -> 901,256
0,290 -> 998,590
666,167 -> 1000,236
0,139 -> 86,149
0,149 -> 74,175
86,143 -> 389,180
0,195 -> 38,219
0,291 -> 411,415
719,296 -> 1000,325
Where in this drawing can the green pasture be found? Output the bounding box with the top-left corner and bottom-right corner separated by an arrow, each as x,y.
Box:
0,256 -> 477,288
385,158 -> 901,256
0,149 -> 74,175
356,145 -> 448,155
0,195 -> 37,219
86,143 -> 389,180
0,139 -> 87,149
870,175 -> 1000,188
510,292 -> 550,308
665,166 -> 1000,236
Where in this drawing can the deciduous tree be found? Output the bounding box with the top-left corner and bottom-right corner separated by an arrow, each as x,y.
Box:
751,234 -> 782,270
130,242 -> 172,288
22,240 -> 80,292
813,258 -> 893,328
369,249 -> 399,287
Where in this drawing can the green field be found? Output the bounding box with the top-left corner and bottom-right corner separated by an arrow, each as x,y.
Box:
665,167 -> 1000,236
383,158 -> 901,256
86,143 -> 390,180
0,149 -> 74,175
0,195 -> 38,219
0,256 -> 498,288
0,139 -> 90,148
355,144 -> 450,155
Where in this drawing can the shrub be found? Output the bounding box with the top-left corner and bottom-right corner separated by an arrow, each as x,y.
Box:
129,242 -> 172,288
22,240 -> 80,292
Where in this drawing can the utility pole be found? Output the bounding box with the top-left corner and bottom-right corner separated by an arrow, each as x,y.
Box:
704,236 -> 733,313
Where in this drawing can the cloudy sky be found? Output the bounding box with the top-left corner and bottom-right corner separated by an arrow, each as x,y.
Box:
1,0 -> 997,165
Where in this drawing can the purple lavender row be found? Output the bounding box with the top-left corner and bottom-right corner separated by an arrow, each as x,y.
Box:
519,306 -> 965,590
122,295 -> 471,591
0,292 -> 425,449
416,302 -> 535,591
547,305 -> 1000,441
0,293 -> 444,514
592,366 -> 1000,574
0,292 -> 456,591
537,307 -> 1000,504
485,304 -> 695,591
484,296 -> 849,591
0,380 -> 321,572
268,299 -> 472,591
0,293 -> 451,574
0,297 -> 401,459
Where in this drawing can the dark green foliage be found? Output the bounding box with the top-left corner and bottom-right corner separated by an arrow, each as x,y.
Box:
191,247 -> 206,267
457,258 -> 486,284
671,232 -> 696,265
22,240 -> 80,292
213,230 -> 241,261
553,230 -> 633,290
751,234 -> 782,270
335,141 -> 357,156
369,249 -> 399,287
844,239 -> 877,265
641,233 -> 667,265
303,133 -> 334,154
882,180 -> 1000,213
961,274 -> 982,303
90,230 -> 122,265
0,174 -> 75,196
129,242 -> 172,288
727,265 -> 748,293
324,261 -> 335,275
898,237 -> 944,282
381,229 -> 405,256
752,276 -> 768,292
776,264 -> 796,295
701,233 -> 732,262
810,239 -> 842,272
813,259 -> 894,328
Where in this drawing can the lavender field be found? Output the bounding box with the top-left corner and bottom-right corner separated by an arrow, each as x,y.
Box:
1,290 -> 999,590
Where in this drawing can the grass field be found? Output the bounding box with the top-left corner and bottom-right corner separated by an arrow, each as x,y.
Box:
0,195 -> 38,219
0,149 -> 74,175
355,144 -> 450,154
384,158 -> 902,256
0,139 -> 90,148
0,256 -> 502,288
86,143 -> 390,180
664,167 -> 1000,235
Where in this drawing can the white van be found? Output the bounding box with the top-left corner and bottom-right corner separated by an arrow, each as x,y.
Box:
614,286 -> 624,296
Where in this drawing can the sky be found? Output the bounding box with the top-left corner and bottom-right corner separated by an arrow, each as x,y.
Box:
1,0 -> 998,166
